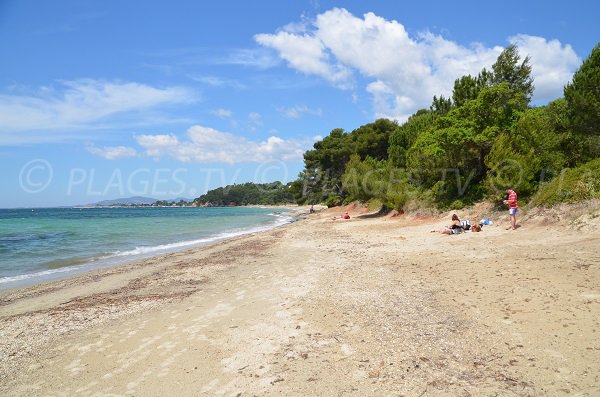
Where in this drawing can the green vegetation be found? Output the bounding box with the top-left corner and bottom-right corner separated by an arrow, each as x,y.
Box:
291,43 -> 600,210
194,182 -> 294,206
528,158 -> 600,207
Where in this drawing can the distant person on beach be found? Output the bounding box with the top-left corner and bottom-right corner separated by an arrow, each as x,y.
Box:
436,214 -> 463,234
332,212 -> 351,221
503,189 -> 518,230
309,205 -> 315,214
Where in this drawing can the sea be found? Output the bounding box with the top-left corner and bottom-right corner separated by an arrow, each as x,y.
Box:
0,206 -> 293,290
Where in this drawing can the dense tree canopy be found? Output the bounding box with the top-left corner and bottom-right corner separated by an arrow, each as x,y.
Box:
564,44 -> 600,161
194,182 -> 294,206
290,43 -> 599,210
292,119 -> 397,204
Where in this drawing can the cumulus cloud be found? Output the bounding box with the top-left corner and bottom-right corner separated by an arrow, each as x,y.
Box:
255,30 -> 353,88
256,7 -> 581,121
509,34 -> 581,102
135,125 -> 308,163
276,105 -> 322,118
86,144 -> 138,160
0,79 -> 196,134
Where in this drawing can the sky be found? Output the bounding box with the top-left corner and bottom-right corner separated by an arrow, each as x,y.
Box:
0,0 -> 597,207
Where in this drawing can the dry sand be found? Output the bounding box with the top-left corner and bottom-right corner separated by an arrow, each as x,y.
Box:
1,203 -> 599,396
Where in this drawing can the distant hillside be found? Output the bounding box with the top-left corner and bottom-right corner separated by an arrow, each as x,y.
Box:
92,196 -> 158,206
194,182 -> 294,206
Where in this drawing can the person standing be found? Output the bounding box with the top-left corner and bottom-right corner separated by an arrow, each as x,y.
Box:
503,189 -> 518,230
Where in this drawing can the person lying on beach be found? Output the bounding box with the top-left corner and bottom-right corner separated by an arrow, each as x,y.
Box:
435,214 -> 464,234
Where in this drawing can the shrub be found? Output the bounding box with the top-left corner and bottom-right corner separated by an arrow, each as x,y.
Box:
367,198 -> 383,212
528,158 -> 600,207
342,195 -> 356,206
324,195 -> 342,208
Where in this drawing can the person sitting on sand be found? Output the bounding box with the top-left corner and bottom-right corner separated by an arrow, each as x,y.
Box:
332,212 -> 351,221
436,214 -> 464,235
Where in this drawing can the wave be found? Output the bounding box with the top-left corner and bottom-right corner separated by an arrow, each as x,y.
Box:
110,212 -> 293,258
0,264 -> 87,285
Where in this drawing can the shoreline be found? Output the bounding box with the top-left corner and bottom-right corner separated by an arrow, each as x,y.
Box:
1,203 -> 599,395
0,206 -> 302,291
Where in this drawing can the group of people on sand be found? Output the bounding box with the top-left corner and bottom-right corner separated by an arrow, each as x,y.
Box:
437,188 -> 519,235
318,188 -> 519,231
436,214 -> 481,234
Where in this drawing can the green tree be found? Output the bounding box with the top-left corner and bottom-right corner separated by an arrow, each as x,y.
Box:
350,118 -> 398,160
301,128 -> 352,199
293,119 -> 400,204
492,44 -> 534,103
388,110 -> 435,168
342,155 -> 413,210
564,43 -> 600,162
564,43 -> 600,136
485,105 -> 568,198
452,75 -> 479,108
430,94 -> 452,115
452,69 -> 493,107
406,83 -> 527,205
194,182 -> 293,206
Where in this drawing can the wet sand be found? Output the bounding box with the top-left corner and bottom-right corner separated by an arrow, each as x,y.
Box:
1,203 -> 599,396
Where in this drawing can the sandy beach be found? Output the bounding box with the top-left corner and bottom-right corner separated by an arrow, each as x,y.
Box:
1,203 -> 599,396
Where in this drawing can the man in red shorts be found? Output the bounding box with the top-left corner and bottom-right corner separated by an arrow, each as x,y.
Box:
503,189 -> 518,230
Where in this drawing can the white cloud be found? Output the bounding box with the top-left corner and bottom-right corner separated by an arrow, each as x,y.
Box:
86,144 -> 138,160
256,7 -> 582,121
0,79 -> 196,134
509,34 -> 581,102
135,134 -> 179,158
276,105 -> 322,118
366,81 -> 415,121
135,125 -> 308,163
211,108 -> 233,118
255,30 -> 353,88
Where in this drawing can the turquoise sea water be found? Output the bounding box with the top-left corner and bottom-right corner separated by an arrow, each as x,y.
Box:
0,207 -> 292,289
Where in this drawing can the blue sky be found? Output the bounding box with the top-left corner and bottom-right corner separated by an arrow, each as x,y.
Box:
0,0 -> 598,207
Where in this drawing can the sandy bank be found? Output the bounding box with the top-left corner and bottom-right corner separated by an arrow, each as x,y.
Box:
1,203 -> 599,396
